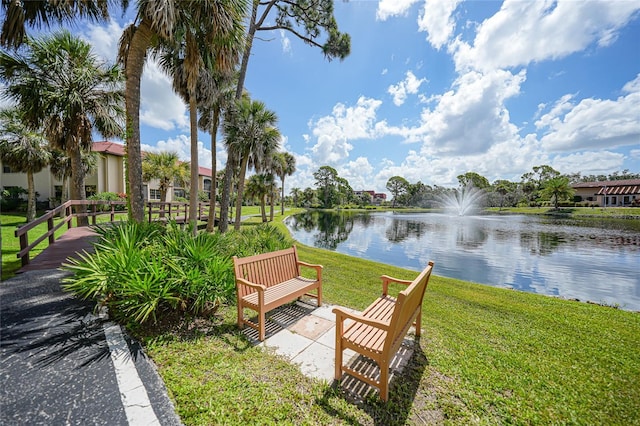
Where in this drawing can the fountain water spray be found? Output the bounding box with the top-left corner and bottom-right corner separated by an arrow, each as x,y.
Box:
437,185 -> 486,216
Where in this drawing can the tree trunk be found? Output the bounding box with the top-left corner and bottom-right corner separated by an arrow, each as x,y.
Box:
280,176 -> 285,216
236,0 -> 260,99
260,195 -> 267,222
234,156 -> 249,230
189,96 -> 198,233
269,189 -> 275,221
125,21 -> 153,223
206,109 -> 220,232
59,176 -> 69,219
69,147 -> 88,226
219,157 -> 233,233
26,171 -> 36,222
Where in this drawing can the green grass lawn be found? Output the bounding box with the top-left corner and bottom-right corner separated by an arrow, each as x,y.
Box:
144,209 -> 640,425
3,207 -> 639,424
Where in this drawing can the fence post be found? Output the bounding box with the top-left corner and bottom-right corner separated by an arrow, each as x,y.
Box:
47,214 -> 55,245
18,230 -> 29,266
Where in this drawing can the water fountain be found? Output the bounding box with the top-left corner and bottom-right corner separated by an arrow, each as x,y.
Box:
437,185 -> 485,216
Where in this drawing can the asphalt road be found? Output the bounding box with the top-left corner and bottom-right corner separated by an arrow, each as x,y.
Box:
0,269 -> 182,425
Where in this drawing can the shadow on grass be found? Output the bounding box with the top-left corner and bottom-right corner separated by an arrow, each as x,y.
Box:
316,338 -> 439,426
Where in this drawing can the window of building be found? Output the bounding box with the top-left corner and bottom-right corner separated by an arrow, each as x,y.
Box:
174,188 -> 185,199
54,186 -> 63,199
3,165 -> 16,173
203,178 -> 212,192
149,189 -> 161,200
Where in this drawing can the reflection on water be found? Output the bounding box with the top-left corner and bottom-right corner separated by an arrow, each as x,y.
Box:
285,211 -> 640,311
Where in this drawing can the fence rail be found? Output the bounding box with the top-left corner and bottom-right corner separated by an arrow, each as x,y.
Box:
14,200 -> 215,267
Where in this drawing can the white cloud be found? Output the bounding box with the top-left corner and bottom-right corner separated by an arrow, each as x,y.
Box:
379,69 -> 526,155
141,134 -> 212,169
139,62 -> 189,131
538,74 -> 640,152
309,96 -> 383,164
82,20 -> 123,62
83,21 -> 189,133
377,0 -> 420,21
340,157 -> 375,190
452,0 -> 640,71
387,71 -> 427,106
280,29 -> 292,54
417,0 -> 462,50
551,151 -> 625,175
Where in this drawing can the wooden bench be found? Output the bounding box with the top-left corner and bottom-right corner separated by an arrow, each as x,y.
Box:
233,246 -> 323,341
333,261 -> 434,401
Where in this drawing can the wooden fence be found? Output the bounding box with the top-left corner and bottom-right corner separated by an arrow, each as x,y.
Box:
14,200 -> 214,267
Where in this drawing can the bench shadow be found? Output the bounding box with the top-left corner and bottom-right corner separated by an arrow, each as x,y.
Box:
315,337 -> 430,426
237,300 -> 318,345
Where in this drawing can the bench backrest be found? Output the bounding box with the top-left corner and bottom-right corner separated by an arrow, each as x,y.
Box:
385,261 -> 434,353
233,246 -> 300,296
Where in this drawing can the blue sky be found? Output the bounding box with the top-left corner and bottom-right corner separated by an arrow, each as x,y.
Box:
69,1 -> 640,195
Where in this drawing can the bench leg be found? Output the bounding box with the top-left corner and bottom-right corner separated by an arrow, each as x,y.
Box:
334,320 -> 343,380
317,285 -> 322,306
415,307 -> 422,337
379,362 -> 390,402
259,310 -> 266,341
237,303 -> 244,329
334,345 -> 343,381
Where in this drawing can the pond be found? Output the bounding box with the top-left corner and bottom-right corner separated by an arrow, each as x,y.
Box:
285,211 -> 640,311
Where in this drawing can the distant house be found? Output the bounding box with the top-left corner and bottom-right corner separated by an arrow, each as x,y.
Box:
354,190 -> 387,205
572,179 -> 640,207
1,140 -> 213,207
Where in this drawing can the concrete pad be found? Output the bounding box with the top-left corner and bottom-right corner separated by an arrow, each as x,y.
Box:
311,304 -> 358,321
288,315 -> 334,340
262,328 -> 313,359
293,341 -> 335,382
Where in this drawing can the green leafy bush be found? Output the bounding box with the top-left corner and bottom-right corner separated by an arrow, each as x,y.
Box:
62,221 -> 291,324
88,192 -> 127,211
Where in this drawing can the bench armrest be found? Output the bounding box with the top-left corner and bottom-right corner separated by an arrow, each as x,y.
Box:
380,274 -> 413,295
297,261 -> 323,280
235,277 -> 266,292
332,307 -> 390,331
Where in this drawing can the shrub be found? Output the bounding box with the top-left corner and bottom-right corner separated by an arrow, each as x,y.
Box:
88,192 -> 127,211
62,221 -> 291,324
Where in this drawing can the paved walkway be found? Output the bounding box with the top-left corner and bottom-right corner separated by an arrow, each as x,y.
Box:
0,269 -> 182,425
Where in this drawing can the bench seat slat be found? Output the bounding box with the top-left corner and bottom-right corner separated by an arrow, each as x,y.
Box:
241,277 -> 318,309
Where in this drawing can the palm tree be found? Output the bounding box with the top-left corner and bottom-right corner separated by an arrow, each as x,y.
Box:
245,173 -> 272,222
540,176 -> 575,210
0,30 -> 124,226
197,71 -> 238,232
118,0 -> 247,223
0,108 -> 50,222
290,187 -> 302,207
142,151 -> 189,204
0,0 -> 111,49
222,97 -> 280,230
273,151 -> 296,216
